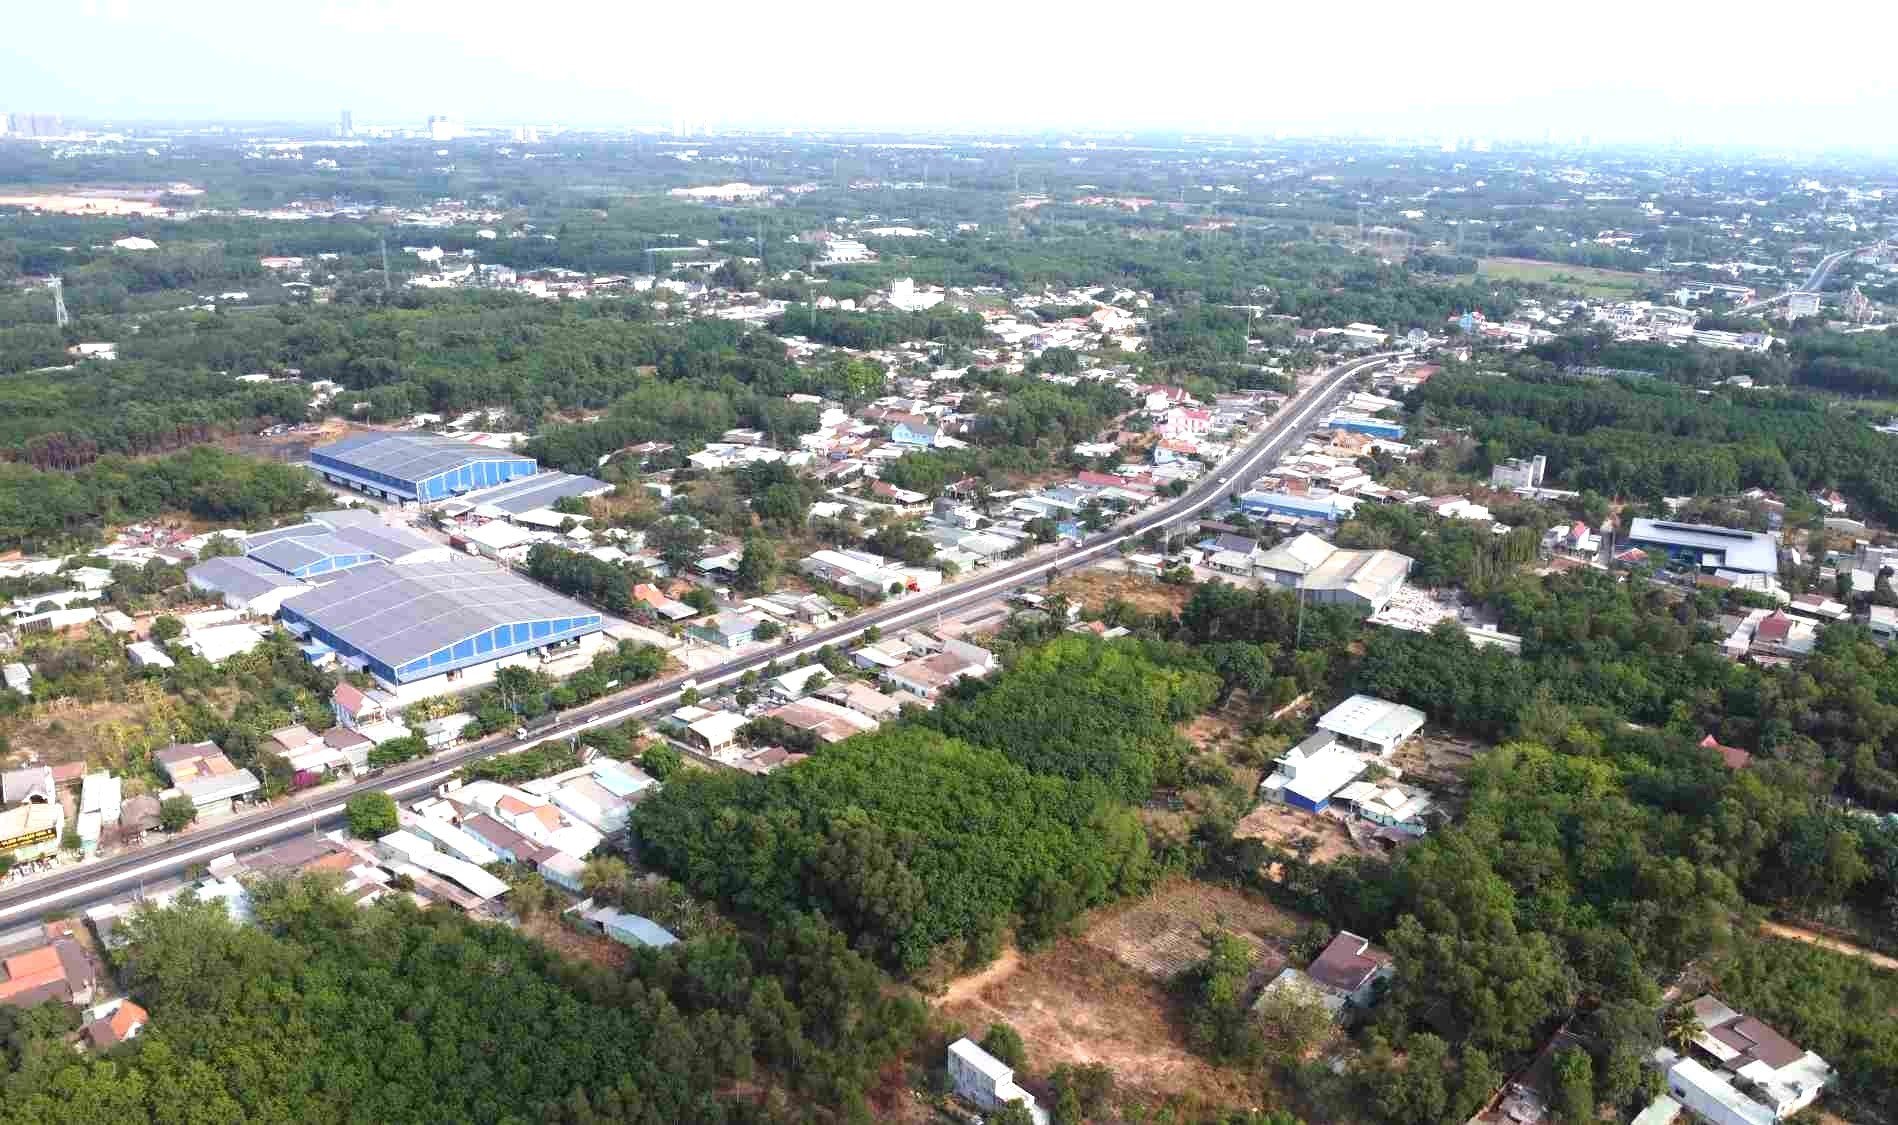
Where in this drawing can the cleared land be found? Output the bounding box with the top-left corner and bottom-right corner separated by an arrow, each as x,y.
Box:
1477,256 -> 1648,298
1082,879 -> 1298,979
934,880 -> 1304,1104
1234,802 -> 1367,867
938,937 -> 1255,1104
1052,568 -> 1192,618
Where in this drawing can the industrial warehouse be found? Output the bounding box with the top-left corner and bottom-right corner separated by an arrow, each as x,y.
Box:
309,432 -> 539,505
277,555 -> 606,699
187,506 -> 608,700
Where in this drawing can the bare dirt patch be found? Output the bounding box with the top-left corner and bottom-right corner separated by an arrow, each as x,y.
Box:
1082,878 -> 1301,981
936,946 -> 1022,1005
1233,803 -> 1367,867
1052,568 -> 1191,618
937,936 -> 1259,1106
1387,732 -> 1481,795
516,913 -> 632,971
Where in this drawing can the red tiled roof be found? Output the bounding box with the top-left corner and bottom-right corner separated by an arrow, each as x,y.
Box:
332,681 -> 368,715
1306,931 -> 1391,995
1700,734 -> 1752,770
1755,612 -> 1792,643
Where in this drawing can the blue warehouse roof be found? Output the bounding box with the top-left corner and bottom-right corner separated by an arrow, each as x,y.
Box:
313,432 -> 536,487
278,555 -> 602,674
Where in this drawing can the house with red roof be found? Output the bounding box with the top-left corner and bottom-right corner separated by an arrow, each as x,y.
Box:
1700,734 -> 1752,770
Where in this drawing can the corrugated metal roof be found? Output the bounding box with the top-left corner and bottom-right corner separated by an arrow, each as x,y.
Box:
313,432 -> 536,486
461,471 -> 611,515
278,556 -> 600,668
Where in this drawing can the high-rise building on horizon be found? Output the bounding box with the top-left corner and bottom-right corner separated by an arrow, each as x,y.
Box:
339,109 -> 354,138
5,113 -> 63,138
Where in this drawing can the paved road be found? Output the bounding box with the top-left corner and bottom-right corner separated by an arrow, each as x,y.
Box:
0,352 -> 1398,924
1731,245 -> 1867,315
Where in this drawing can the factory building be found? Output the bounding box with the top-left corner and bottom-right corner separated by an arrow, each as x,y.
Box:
230,509 -> 448,579
277,555 -> 604,698
1623,518 -> 1780,576
310,432 -> 538,505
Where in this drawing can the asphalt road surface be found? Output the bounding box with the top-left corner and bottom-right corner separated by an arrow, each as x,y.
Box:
0,350 -> 1398,925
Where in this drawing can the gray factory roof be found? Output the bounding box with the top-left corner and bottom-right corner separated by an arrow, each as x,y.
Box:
188,555 -> 310,600
280,555 -> 600,667
242,513 -> 441,575
313,432 -> 534,485
456,471 -> 612,516
1626,518 -> 1779,575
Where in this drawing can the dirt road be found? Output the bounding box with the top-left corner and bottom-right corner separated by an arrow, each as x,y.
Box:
1760,920 -> 1898,971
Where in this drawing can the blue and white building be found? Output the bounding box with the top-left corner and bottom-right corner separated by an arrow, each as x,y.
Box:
310,432 -> 538,505
1236,490 -> 1357,523
1322,415 -> 1406,440
277,555 -> 605,698
1624,518 -> 1780,576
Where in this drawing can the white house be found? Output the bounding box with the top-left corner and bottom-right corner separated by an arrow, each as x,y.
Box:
947,1039 -> 1049,1125
1655,995 -> 1831,1125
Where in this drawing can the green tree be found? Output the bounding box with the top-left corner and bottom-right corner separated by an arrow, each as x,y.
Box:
345,791 -> 398,839
981,1022 -> 1028,1070
641,743 -> 683,780
734,537 -> 780,594
648,516 -> 707,574
158,796 -> 196,832
582,856 -> 630,902
1553,1047 -> 1595,1125
1254,982 -> 1334,1061
149,614 -> 184,642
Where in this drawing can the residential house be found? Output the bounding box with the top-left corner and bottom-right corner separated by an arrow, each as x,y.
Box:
1260,730 -> 1367,813
153,741 -> 261,818
0,931 -> 96,1008
570,900 -> 681,949
670,706 -> 747,754
1653,995 -> 1831,1125
688,612 -> 760,650
81,997 -> 149,1050
884,640 -> 994,701
126,641 -> 174,669
1871,604 -> 1898,647
552,777 -> 631,834
1,765 -> 54,805
1701,734 -> 1752,770
1257,929 -> 1394,1018
890,420 -> 942,448
816,679 -> 906,722
765,698 -> 880,742
947,1038 -> 1050,1125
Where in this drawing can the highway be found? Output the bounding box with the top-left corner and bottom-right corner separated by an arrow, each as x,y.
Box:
1731,245 -> 1865,315
0,351 -> 1397,925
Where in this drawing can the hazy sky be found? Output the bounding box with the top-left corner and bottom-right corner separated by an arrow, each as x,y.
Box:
7,0 -> 1896,147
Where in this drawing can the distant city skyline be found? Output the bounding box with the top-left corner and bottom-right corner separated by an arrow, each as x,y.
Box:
6,0 -> 1896,150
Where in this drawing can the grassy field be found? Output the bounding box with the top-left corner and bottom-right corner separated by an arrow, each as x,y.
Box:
1478,256 -> 1650,298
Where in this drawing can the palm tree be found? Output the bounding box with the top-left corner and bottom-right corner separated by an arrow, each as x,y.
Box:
1663,1004 -> 1702,1053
